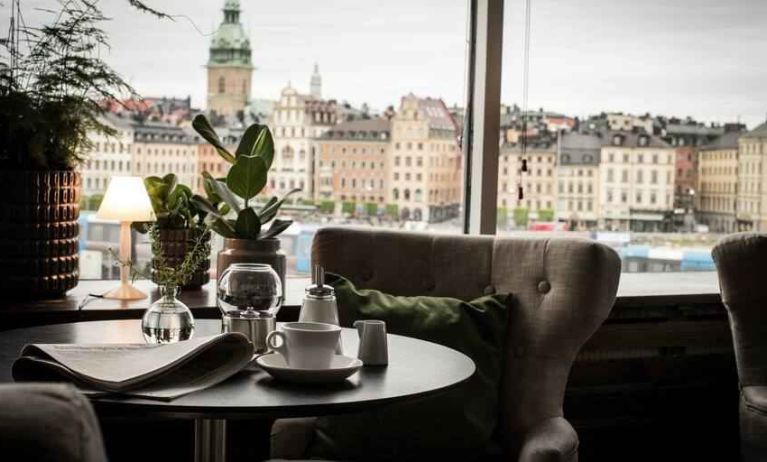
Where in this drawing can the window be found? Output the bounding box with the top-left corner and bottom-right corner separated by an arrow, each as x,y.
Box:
218,76 -> 225,94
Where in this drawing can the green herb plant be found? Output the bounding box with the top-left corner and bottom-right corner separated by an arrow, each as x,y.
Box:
133,173 -> 207,232
191,114 -> 299,240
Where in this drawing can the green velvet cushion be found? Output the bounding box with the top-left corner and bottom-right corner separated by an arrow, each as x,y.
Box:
307,273 -> 510,461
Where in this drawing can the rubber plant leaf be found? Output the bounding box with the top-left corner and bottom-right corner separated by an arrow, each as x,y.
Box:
203,171 -> 241,213
259,218 -> 293,239
192,115 -> 236,163
236,124 -> 274,170
226,155 -> 267,201
259,188 -> 301,225
234,207 -> 261,239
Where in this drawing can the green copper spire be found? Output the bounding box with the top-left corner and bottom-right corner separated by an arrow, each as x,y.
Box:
209,0 -> 251,67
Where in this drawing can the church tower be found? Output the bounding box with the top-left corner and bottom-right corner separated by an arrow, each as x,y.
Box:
310,63 -> 322,99
207,0 -> 253,120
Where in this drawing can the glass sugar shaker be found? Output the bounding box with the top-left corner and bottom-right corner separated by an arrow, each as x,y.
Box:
299,265 -> 343,355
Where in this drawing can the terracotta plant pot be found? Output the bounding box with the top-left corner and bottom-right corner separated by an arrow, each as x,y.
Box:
0,170 -> 80,299
217,238 -> 286,294
151,228 -> 211,289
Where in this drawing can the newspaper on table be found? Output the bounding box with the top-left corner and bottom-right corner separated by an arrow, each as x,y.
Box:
11,333 -> 254,401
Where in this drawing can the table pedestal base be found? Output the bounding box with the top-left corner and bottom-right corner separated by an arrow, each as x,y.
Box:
195,418 -> 226,462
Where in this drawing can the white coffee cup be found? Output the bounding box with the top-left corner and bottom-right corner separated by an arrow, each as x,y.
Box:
266,322 -> 341,369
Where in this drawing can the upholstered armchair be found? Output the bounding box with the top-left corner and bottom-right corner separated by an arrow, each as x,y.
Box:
272,227 -> 621,461
0,383 -> 107,461
713,233 -> 767,461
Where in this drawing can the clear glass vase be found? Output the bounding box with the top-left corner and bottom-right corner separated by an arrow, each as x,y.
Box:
142,285 -> 195,344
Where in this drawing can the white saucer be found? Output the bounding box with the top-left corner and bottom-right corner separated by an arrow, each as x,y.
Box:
256,353 -> 363,384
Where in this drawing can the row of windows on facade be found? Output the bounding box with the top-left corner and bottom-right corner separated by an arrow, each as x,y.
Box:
325,132 -> 389,141
700,182 -> 737,194
742,143 -> 766,155
701,151 -> 737,161
275,126 -> 328,139
274,109 -> 334,125
700,197 -> 735,212
336,195 -> 385,203
92,141 -> 128,154
604,152 -> 673,164
269,179 -> 305,191
86,159 -> 129,172
391,188 -> 459,203
501,167 -> 556,177
326,146 -> 387,155
606,169 -> 671,184
135,147 -> 193,157
393,142 -> 455,152
134,163 -> 193,175
739,200 -> 762,214
700,166 -> 736,176
605,191 -> 671,206
393,156 -> 457,168
336,178 -> 385,190
321,160 -> 385,170
499,198 -> 554,210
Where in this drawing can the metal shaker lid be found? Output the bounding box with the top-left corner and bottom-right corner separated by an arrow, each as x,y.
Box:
306,265 -> 334,297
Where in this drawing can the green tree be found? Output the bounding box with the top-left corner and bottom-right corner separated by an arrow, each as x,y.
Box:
88,194 -> 104,211
365,202 -> 378,216
513,207 -> 529,227
385,204 -> 399,218
319,200 -> 335,214
342,201 -> 356,215
538,208 -> 555,222
497,207 -> 508,228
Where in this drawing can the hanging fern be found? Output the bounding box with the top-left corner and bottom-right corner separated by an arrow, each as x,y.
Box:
0,0 -> 168,170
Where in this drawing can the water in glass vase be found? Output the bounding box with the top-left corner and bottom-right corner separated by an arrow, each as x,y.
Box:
142,285 -> 195,344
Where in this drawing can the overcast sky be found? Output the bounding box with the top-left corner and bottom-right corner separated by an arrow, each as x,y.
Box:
3,0 -> 766,127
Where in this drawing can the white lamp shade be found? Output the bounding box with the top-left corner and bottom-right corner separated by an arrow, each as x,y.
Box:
96,176 -> 156,222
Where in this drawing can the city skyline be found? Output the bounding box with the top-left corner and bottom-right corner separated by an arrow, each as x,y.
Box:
3,0 -> 766,127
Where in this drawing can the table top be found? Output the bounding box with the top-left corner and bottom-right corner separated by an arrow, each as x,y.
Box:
0,320 -> 475,420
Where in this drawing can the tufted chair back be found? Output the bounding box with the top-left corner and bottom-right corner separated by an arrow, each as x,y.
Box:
311,227 -> 621,456
713,233 -> 767,386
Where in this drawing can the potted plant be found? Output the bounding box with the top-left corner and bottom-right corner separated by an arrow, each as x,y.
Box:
191,115 -> 298,291
0,1 -> 134,298
134,174 -> 211,289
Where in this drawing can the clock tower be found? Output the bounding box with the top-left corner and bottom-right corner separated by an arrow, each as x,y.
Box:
207,0 -> 253,120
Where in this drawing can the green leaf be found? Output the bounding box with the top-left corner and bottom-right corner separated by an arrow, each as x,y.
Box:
162,173 -> 178,192
208,217 -> 236,238
191,194 -> 222,218
236,124 -> 275,169
226,155 -> 267,201
260,218 -> 293,239
234,208 -> 261,239
258,196 -> 278,215
259,188 -> 301,224
203,171 -> 241,212
192,115 -> 236,163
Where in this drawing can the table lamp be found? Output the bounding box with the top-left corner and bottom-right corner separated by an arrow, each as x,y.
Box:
96,176 -> 155,300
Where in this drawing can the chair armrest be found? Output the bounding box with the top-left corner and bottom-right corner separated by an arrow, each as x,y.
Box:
741,387 -> 767,462
270,417 -> 318,459
518,417 -> 579,462
0,383 -> 107,462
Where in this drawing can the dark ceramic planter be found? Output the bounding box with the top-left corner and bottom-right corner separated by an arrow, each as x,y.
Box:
217,238 -> 286,294
0,170 -> 80,299
151,228 -> 211,289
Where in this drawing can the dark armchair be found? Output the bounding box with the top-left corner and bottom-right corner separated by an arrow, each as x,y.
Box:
0,383 -> 107,462
272,227 -> 621,461
713,232 -> 767,461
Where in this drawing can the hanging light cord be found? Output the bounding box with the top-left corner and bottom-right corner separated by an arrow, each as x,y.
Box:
518,0 -> 532,202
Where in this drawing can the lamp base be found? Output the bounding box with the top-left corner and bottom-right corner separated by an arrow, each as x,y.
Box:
102,283 -> 148,301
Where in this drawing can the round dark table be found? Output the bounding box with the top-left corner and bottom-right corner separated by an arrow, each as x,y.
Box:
0,320 -> 475,462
